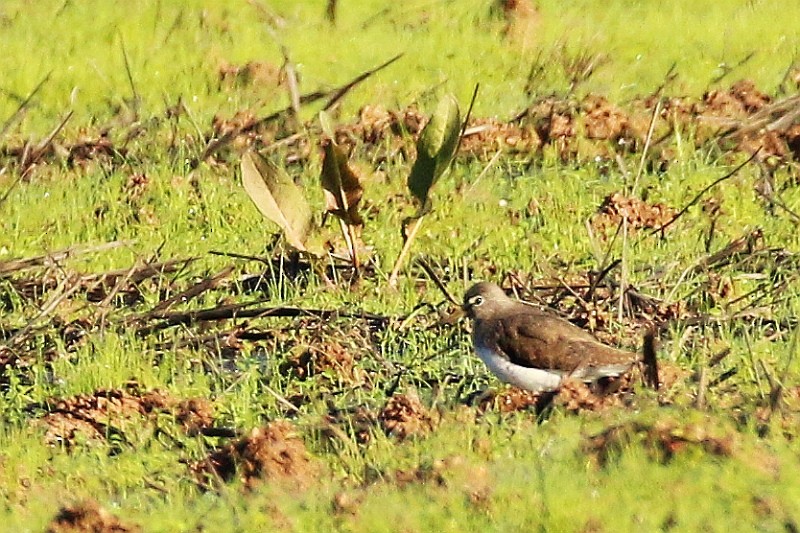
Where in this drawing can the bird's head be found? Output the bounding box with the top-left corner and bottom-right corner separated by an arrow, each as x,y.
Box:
462,282 -> 511,320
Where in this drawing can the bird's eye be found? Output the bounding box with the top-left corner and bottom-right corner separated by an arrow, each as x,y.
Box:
470,295 -> 484,307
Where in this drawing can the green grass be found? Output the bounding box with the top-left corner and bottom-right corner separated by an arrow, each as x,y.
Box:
1,0 -> 800,531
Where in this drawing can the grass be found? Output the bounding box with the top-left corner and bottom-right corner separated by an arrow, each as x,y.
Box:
1,0 -> 800,531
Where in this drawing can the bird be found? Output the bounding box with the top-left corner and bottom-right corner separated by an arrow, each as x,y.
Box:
462,281 -> 640,392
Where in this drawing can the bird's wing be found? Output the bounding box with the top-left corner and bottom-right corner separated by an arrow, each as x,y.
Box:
491,312 -> 636,375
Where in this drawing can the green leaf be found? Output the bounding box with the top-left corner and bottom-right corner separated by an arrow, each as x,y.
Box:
320,140 -> 364,226
407,94 -> 461,214
241,151 -> 313,252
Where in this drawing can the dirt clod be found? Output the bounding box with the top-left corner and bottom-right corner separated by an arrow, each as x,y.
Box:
46,500 -> 139,533
379,392 -> 437,440
592,192 -> 677,234
584,418 -> 736,466
192,421 -> 317,490
175,398 -> 215,435
280,340 -> 362,385
34,384 -> 215,448
218,60 -> 285,89
476,387 -> 547,413
391,455 -> 492,507
554,379 -> 625,412
460,118 -> 541,156
322,406 -> 377,446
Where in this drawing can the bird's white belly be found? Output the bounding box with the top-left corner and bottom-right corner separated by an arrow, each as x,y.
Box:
475,346 -> 562,392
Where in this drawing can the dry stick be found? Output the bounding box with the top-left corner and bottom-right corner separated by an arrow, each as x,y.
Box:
0,168 -> 22,210
160,10 -> 185,47
616,83 -> 664,324
325,0 -> 337,24
23,110 -> 73,171
263,131 -> 305,152
387,84 -> 479,287
695,363 -> 708,409
155,330 -> 238,352
455,83 -> 480,155
208,250 -> 271,264
321,53 -> 403,112
689,228 -> 762,275
2,274 -> 83,349
709,348 -> 732,368
96,261 -> 140,330
649,150 -> 760,236
584,258 -> 621,303
675,309 -> 796,333
263,384 -> 301,413
86,258 -> 197,285
416,257 -> 459,305
246,0 -> 286,28
711,51 -> 756,84
777,60 -> 799,96
755,187 -> 800,224
193,53 -> 402,167
136,303 -> 390,335
144,265 -> 235,319
719,94 -> 800,140
759,360 -> 783,416
584,215 -> 624,305
0,70 -> 52,140
593,210 -> 625,269
647,62 -> 678,101
0,240 -> 133,276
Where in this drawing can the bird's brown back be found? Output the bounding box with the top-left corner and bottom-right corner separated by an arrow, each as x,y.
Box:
474,307 -> 637,373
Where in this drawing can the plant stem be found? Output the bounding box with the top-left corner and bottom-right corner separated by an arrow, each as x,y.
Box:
338,218 -> 360,274
388,216 -> 424,287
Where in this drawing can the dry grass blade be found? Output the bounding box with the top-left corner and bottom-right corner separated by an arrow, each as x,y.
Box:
79,258 -> 197,290
2,274 -> 84,349
322,53 -> 403,112
689,229 -> 763,274
137,302 -> 391,335
649,150 -> 759,235
0,168 -> 21,210
415,258 -> 459,305
0,241 -> 133,277
193,54 -> 402,167
720,94 -> 800,139
143,265 -> 236,319
119,33 -> 140,114
20,111 -> 73,175
0,70 -> 52,140
453,83 -> 479,156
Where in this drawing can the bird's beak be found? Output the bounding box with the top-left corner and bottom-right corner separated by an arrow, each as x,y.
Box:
438,304 -> 465,325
